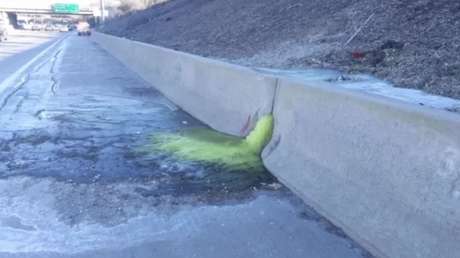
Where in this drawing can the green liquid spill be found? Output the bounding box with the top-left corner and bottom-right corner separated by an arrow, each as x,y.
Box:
149,115 -> 273,171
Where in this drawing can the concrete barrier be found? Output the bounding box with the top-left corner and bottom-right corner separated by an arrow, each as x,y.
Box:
93,32 -> 277,136
93,32 -> 460,258
263,78 -> 460,258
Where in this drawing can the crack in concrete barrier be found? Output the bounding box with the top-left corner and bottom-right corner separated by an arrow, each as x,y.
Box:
271,78 -> 280,114
262,135 -> 281,158
261,77 -> 282,158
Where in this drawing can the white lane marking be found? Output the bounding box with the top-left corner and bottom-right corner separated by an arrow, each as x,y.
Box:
0,35 -> 67,94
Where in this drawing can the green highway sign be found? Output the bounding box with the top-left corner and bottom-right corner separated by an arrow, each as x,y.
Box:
52,3 -> 80,14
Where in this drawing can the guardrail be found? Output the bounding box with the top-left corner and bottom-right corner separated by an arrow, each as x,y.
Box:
93,32 -> 460,258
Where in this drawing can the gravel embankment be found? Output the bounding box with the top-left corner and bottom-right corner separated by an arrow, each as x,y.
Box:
101,0 -> 460,100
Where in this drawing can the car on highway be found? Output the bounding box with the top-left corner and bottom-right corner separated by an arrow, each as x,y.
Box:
77,21 -> 91,36
58,25 -> 69,32
45,24 -> 56,31
69,24 -> 77,31
18,21 -> 33,30
31,23 -> 44,31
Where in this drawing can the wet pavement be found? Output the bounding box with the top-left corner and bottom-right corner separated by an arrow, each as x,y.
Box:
0,34 -> 372,258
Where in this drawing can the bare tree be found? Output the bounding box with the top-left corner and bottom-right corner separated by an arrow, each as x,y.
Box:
117,0 -> 145,13
117,0 -> 166,12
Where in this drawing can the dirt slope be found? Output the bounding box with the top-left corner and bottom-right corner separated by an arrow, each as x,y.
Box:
101,0 -> 460,100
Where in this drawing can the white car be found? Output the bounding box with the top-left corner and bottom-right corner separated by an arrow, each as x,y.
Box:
22,23 -> 33,30
58,25 -> 69,32
77,21 -> 91,36
0,20 -> 8,41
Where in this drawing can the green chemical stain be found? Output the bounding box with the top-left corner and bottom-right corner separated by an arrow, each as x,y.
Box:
149,115 -> 274,171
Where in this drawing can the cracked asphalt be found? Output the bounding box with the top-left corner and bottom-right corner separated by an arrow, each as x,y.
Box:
0,32 -> 372,258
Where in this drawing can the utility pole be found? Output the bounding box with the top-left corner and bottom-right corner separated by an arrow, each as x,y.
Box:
99,0 -> 105,23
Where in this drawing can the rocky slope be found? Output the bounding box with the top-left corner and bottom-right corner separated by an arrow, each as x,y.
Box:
101,0 -> 460,100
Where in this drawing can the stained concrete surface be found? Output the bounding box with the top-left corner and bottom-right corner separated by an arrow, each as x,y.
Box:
0,34 -> 372,258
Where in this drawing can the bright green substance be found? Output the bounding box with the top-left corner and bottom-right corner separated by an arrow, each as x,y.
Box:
149,115 -> 273,171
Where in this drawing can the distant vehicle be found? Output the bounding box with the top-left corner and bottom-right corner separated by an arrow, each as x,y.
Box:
0,14 -> 8,42
57,25 -> 69,32
31,23 -> 44,31
68,24 -> 77,31
77,21 -> 91,36
17,20 -> 26,29
45,24 -> 56,31
20,21 -> 33,30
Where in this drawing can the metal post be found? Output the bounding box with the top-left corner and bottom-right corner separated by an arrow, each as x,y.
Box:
99,0 -> 105,23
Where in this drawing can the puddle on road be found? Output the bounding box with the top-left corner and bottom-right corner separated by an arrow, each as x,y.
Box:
148,115 -> 273,172
134,115 -> 276,202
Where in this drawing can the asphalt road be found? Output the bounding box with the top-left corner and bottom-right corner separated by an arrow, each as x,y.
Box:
0,30 -> 60,81
0,32 -> 372,258
0,30 -> 60,61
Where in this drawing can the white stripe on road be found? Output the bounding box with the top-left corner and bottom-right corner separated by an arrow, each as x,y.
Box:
0,35 -> 67,94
